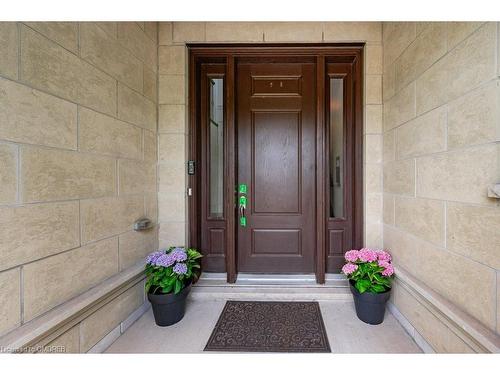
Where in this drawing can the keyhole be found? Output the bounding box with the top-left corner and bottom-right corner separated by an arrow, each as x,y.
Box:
269,82 -> 273,87
280,81 -> 283,87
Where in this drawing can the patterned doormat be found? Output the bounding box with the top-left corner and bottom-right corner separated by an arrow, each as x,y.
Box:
204,301 -> 331,353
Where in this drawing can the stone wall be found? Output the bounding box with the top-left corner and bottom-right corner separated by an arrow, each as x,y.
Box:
157,21 -> 384,252
382,22 -> 500,351
0,22 -> 158,351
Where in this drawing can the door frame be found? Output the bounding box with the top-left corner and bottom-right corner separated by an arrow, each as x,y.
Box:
188,44 -> 364,283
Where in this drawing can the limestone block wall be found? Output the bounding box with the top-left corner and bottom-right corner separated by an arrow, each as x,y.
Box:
382,22 -> 500,350
0,22 -> 159,350
157,21 -> 384,252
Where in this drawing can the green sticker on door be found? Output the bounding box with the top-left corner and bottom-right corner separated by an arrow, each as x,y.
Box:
238,184 -> 247,194
239,216 -> 247,227
239,195 -> 247,207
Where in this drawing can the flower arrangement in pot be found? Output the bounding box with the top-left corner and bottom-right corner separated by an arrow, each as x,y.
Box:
342,248 -> 394,325
145,246 -> 202,326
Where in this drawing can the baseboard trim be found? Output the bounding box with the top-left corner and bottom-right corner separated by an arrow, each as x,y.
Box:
394,267 -> 500,353
0,262 -> 146,353
87,326 -> 121,353
88,301 -> 151,353
387,301 -> 434,353
120,301 -> 150,334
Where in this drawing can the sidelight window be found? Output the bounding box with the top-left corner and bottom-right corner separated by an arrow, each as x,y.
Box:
329,77 -> 344,218
208,78 -> 224,218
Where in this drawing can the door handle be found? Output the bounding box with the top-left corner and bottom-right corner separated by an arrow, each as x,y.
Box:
239,195 -> 247,227
239,204 -> 246,221
238,184 -> 247,227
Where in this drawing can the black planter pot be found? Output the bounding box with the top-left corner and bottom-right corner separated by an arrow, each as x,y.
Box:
349,280 -> 391,325
147,282 -> 191,326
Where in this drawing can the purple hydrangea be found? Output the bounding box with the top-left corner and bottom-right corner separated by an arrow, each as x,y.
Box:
172,262 -> 188,275
154,253 -> 175,268
170,248 -> 187,262
146,251 -> 164,265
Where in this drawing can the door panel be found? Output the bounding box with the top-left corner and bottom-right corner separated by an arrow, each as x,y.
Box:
237,62 -> 316,273
252,229 -> 301,255
253,111 -> 300,214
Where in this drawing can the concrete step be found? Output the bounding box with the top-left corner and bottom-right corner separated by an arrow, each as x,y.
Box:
190,273 -> 351,301
189,286 -> 351,301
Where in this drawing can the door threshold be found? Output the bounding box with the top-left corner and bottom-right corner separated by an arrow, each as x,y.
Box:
192,272 -> 350,300
197,272 -> 347,287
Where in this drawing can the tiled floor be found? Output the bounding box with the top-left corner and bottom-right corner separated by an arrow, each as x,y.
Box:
106,298 -> 422,353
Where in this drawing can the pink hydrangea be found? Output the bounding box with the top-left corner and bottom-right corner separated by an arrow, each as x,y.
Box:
344,250 -> 360,262
358,248 -> 378,263
341,263 -> 358,275
377,260 -> 391,269
381,264 -> 394,277
376,249 -> 392,262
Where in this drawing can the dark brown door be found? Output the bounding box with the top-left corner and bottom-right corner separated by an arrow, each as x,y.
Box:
236,61 -> 316,273
189,45 -> 364,281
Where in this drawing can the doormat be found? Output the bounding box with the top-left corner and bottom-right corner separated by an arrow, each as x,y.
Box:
204,301 -> 331,353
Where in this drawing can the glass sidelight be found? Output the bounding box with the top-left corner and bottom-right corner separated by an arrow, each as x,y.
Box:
197,63 -> 227,273
209,77 -> 224,218
325,61 -> 357,273
329,77 -> 344,218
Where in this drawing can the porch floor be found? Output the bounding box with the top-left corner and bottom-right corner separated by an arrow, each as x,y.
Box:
105,298 -> 422,353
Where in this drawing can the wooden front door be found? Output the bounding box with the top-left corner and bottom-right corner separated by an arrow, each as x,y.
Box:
189,45 -> 364,283
236,61 -> 316,273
